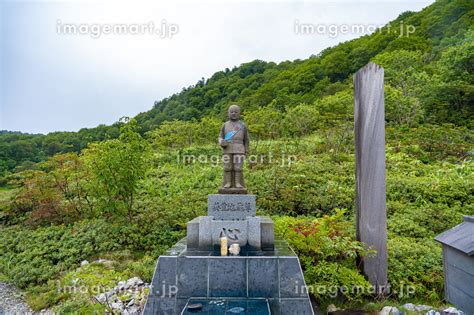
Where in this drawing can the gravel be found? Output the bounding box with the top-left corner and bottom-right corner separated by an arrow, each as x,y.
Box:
0,282 -> 33,315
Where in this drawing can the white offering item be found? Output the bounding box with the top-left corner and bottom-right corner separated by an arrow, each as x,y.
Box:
229,243 -> 241,256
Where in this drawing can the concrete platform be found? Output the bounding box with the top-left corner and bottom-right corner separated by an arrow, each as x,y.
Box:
143,238 -> 314,315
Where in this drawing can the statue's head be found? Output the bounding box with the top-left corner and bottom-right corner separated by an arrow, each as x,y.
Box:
228,104 -> 241,121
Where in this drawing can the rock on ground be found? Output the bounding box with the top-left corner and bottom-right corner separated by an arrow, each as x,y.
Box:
95,277 -> 148,314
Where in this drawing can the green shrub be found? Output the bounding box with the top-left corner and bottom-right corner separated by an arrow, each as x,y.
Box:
388,237 -> 444,302
1,124 -> 471,309
274,210 -> 372,303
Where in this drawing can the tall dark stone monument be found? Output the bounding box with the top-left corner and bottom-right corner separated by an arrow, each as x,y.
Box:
354,62 -> 388,289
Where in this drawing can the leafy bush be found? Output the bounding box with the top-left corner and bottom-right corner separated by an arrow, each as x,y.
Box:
82,118 -> 151,220
388,237 -> 444,302
274,211 -> 373,303
0,218 -> 182,289
0,220 -> 118,288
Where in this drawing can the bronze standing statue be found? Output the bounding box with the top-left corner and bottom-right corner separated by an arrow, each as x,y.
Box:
218,104 -> 249,194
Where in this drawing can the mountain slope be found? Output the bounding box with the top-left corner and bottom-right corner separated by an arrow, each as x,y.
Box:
0,0 -> 472,176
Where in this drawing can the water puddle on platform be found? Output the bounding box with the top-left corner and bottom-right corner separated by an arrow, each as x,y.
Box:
181,298 -> 270,314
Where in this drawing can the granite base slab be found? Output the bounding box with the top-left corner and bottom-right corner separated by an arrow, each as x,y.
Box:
143,238 -> 314,315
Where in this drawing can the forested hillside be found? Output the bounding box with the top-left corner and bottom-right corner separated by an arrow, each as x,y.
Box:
0,0 -> 473,312
0,0 -> 472,177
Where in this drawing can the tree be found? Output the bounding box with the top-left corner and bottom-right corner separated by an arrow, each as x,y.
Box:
81,118 -> 151,221
243,104 -> 284,145
385,86 -> 424,127
434,40 -> 474,121
314,89 -> 353,125
47,153 -> 94,216
196,116 -> 222,144
148,120 -> 198,150
321,50 -> 351,82
284,104 -> 321,137
372,50 -> 426,97
10,169 -> 63,226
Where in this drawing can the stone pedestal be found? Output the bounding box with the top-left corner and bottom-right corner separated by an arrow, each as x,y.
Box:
143,193 -> 313,314
187,215 -> 274,250
187,194 -> 274,251
208,194 -> 256,220
143,239 -> 314,315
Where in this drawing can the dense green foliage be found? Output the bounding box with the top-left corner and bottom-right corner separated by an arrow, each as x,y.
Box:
0,125 -> 123,178
274,211 -> 373,303
1,0 -> 472,176
0,0 -> 473,311
1,121 -> 472,310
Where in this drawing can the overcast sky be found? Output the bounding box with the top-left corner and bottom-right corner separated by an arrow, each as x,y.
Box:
0,0 -> 433,134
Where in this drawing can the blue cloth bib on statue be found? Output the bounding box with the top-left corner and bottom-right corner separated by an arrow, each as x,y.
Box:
224,123 -> 243,140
